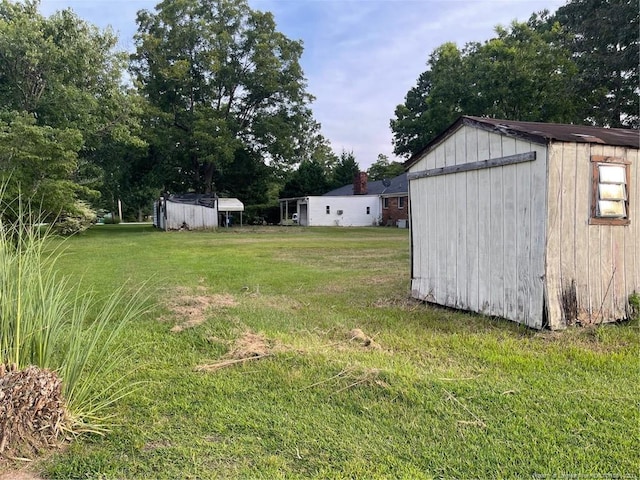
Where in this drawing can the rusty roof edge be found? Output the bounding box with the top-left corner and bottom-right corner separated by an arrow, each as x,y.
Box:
464,116 -> 550,146
405,116 -> 639,171
404,116 -> 466,170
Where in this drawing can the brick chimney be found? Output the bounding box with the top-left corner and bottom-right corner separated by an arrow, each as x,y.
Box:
353,171 -> 368,195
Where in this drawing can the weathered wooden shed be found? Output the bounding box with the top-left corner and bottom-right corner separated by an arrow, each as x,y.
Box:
407,116 -> 639,329
153,194 -> 217,230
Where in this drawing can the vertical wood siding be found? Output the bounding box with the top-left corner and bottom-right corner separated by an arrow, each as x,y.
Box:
545,142 -> 639,328
409,125 -> 548,328
165,202 -> 217,230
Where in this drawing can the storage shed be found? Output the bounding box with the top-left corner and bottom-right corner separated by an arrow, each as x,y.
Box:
153,194 -> 217,230
407,116 -> 639,329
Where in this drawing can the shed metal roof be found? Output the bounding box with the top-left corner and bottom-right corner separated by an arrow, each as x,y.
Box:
406,116 -> 640,169
218,198 -> 244,211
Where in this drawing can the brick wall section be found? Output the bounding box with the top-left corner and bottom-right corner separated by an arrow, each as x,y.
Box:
381,195 -> 408,226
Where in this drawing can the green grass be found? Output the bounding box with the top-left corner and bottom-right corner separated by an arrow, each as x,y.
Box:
11,225 -> 638,478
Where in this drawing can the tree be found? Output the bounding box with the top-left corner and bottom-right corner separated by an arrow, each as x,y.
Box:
280,160 -> 329,198
0,1 -> 139,224
0,112 -> 83,221
132,0 -> 315,194
367,154 -> 405,181
390,43 -> 467,158
553,0 -> 639,127
464,17 -> 578,123
390,18 -> 579,158
330,150 -> 359,189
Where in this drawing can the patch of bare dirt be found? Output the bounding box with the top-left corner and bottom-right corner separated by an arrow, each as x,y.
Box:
165,287 -> 238,333
0,470 -> 44,480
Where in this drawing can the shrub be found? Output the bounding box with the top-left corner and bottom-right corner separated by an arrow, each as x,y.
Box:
52,200 -> 97,236
0,198 -> 150,438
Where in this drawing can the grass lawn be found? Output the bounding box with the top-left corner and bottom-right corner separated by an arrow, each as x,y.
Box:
10,225 -> 639,479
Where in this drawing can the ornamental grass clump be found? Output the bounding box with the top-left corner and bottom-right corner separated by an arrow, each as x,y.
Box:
0,200 -> 150,456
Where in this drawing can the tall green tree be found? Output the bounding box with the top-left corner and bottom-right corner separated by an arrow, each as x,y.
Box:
0,0 -> 139,223
0,111 -> 83,219
553,0 -> 639,127
367,154 -> 405,181
390,43 -> 467,158
132,0 -> 315,194
390,17 -> 579,158
280,160 -> 329,198
330,150 -> 359,189
464,18 -> 578,123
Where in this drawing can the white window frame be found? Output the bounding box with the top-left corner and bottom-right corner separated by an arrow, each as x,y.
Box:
590,155 -> 630,226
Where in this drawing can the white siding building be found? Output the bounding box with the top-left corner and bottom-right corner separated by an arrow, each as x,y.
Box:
407,116 -> 639,330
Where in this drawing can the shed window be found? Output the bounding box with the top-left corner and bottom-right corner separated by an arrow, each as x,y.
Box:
326,205 -> 330,214
366,206 -> 370,215
398,197 -> 405,209
382,198 -> 389,209
590,156 -> 630,225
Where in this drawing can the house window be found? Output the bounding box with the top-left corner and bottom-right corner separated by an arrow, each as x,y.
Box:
590,156 -> 630,225
326,205 -> 330,214
398,197 -> 405,209
366,206 -> 370,215
382,197 -> 389,209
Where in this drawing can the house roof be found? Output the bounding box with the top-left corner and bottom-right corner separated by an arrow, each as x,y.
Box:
167,193 -> 216,208
323,173 -> 408,197
406,116 -> 640,169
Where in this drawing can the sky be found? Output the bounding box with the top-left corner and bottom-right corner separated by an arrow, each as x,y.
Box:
39,0 -> 567,169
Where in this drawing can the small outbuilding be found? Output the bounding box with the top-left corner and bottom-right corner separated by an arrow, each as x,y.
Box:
154,194 -> 217,230
406,116 -> 639,329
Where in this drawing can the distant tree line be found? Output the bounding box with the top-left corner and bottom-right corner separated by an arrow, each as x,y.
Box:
391,0 -> 639,158
0,0 -> 636,229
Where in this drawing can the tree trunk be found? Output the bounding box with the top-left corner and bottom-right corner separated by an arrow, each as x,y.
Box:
204,163 -> 215,195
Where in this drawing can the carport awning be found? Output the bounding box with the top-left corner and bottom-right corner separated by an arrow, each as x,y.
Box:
218,198 -> 244,211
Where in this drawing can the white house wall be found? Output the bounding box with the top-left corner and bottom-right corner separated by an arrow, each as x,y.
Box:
165,202 -> 218,230
301,196 -> 380,226
409,124 -> 548,329
545,142 -> 639,328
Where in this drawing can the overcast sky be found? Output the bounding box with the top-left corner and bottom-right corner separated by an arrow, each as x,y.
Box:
39,0 -> 567,169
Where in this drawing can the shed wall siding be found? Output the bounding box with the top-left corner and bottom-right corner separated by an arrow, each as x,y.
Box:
165,202 -> 218,230
409,125 -> 548,328
545,142 -> 639,328
304,196 -> 379,226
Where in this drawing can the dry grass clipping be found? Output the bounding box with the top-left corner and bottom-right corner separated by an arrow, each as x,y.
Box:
195,332 -> 274,372
165,288 -> 237,333
0,365 -> 68,459
347,328 -> 380,349
301,366 -> 388,395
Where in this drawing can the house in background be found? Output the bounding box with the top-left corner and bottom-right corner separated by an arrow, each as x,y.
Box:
407,115 -> 639,330
153,194 -> 244,230
279,172 -> 408,227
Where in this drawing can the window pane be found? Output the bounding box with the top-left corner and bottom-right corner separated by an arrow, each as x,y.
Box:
599,183 -> 626,200
599,165 -> 626,183
598,200 -> 626,217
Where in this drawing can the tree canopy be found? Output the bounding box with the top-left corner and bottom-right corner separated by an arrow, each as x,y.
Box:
391,1 -> 638,158
0,0 -> 139,225
367,154 -> 405,181
132,0 -> 316,195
